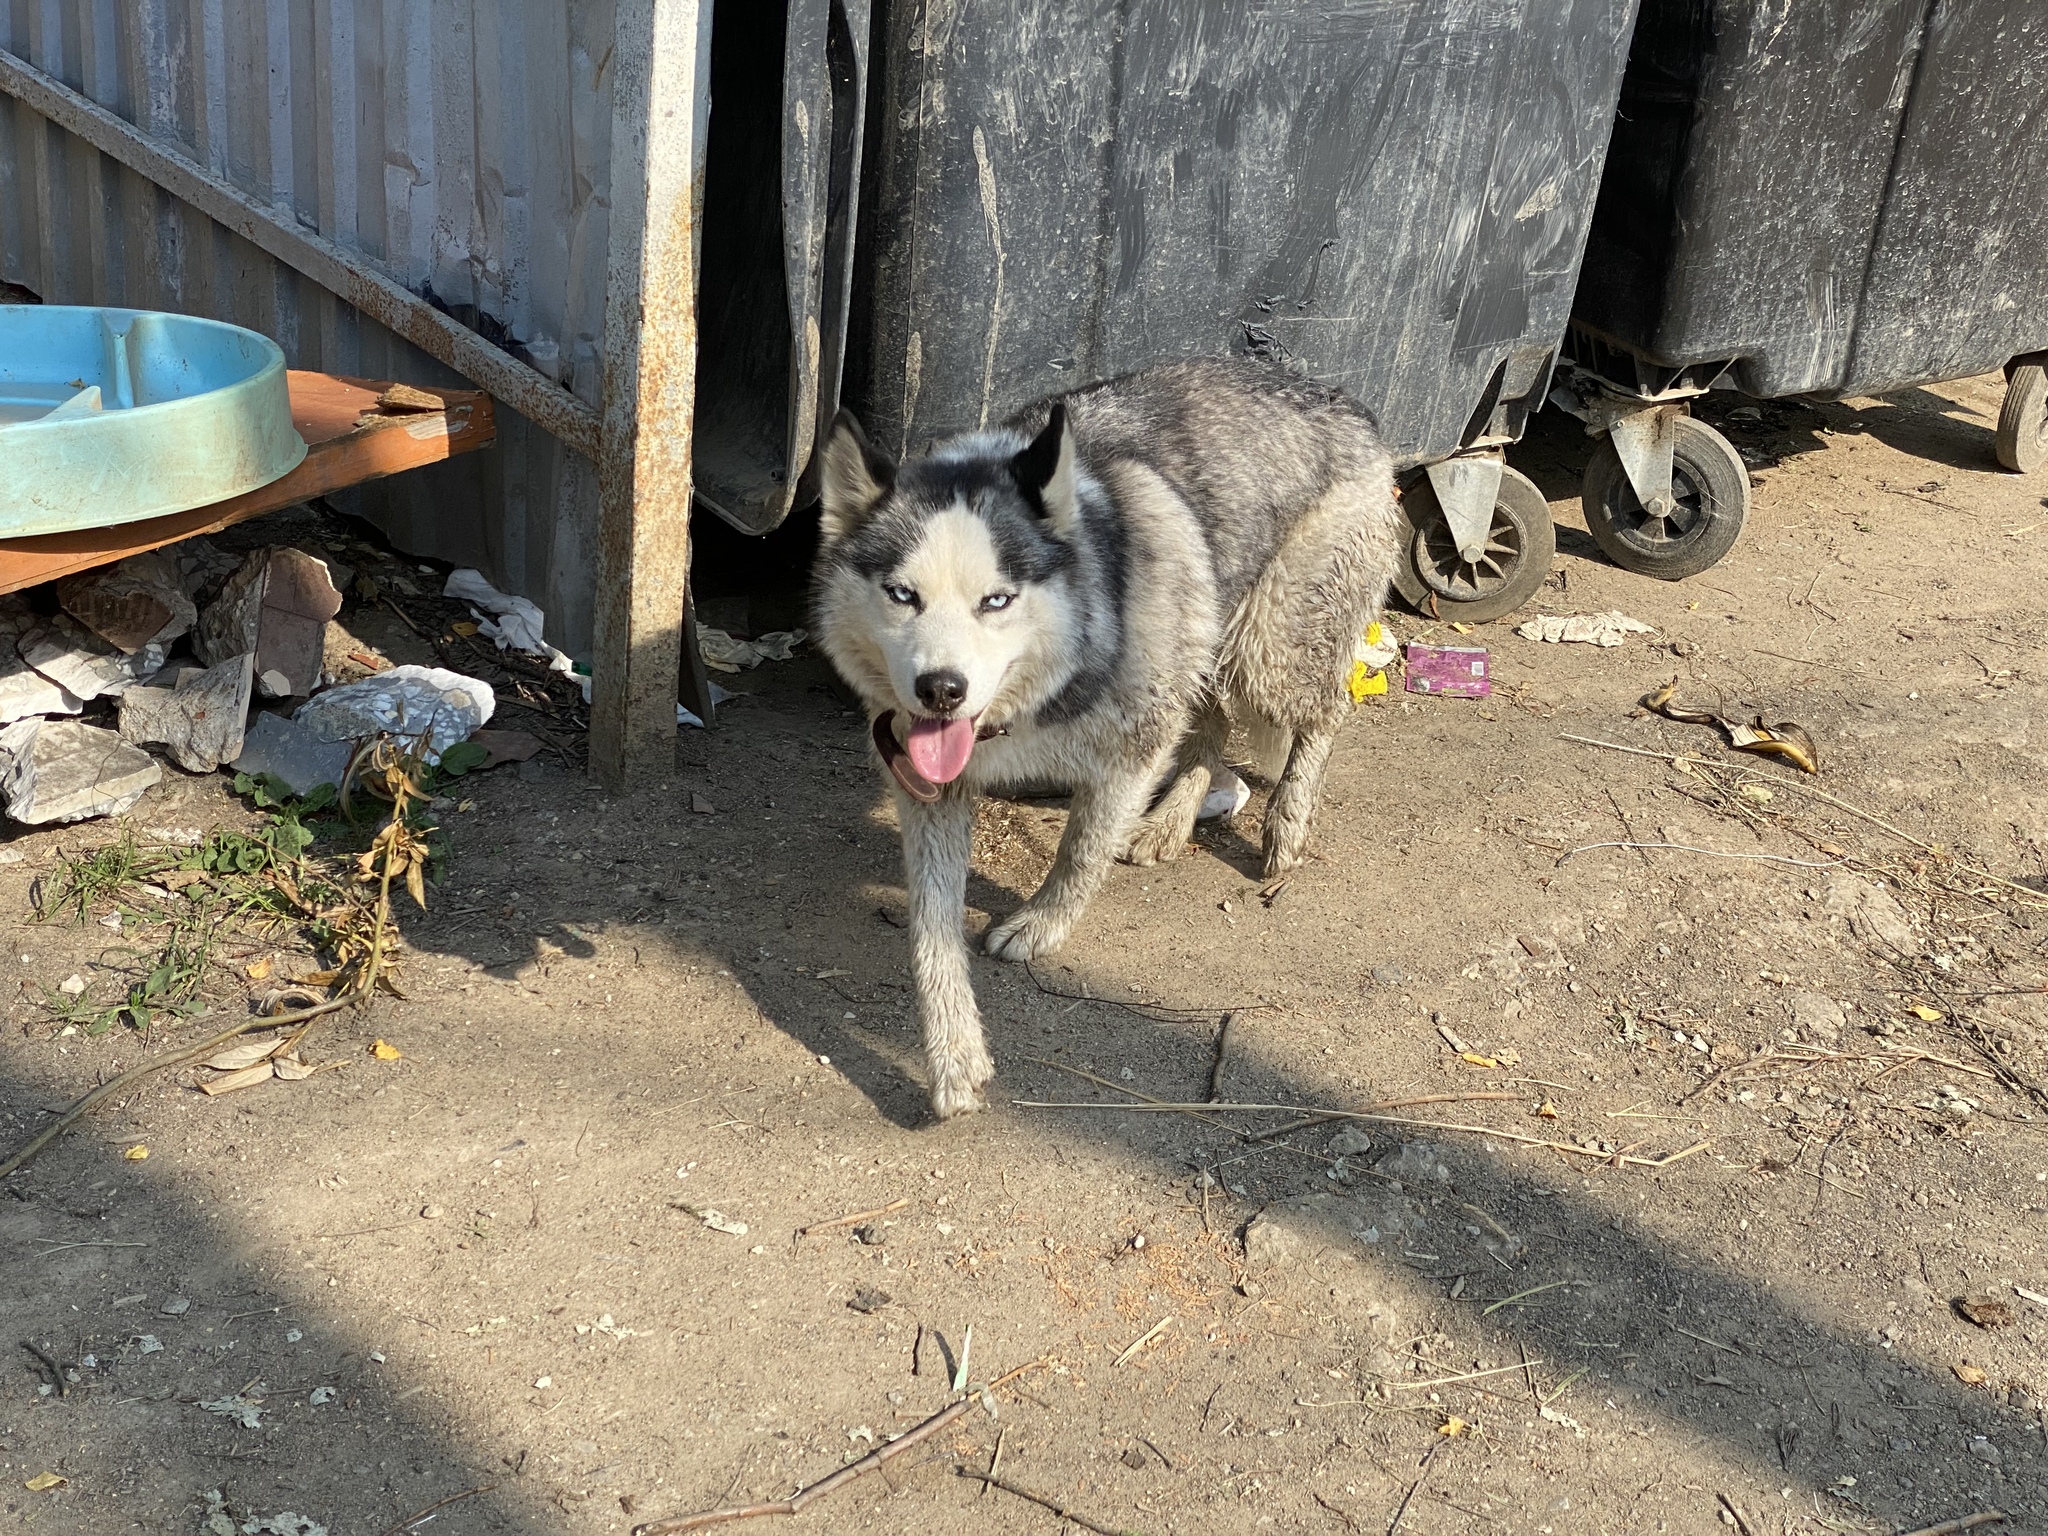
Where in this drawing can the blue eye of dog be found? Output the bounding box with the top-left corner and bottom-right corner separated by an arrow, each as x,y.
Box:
884,582 -> 918,606
981,592 -> 1015,612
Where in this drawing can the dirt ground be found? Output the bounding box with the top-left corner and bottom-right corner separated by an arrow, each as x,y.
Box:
5,376 -> 2048,1536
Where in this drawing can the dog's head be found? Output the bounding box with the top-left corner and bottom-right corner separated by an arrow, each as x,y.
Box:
810,405 -> 1084,784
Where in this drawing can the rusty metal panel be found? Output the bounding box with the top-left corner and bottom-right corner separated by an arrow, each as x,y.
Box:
0,0 -> 616,654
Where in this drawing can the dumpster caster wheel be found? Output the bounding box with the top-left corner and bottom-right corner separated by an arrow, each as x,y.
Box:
1391,465 -> 1555,624
1996,363 -> 2048,473
1581,415 -> 1749,580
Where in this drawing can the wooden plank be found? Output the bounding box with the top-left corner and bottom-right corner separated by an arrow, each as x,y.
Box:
589,0 -> 716,788
0,372 -> 494,595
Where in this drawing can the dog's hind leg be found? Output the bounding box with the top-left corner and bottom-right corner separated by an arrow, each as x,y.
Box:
1122,701 -> 1229,867
901,791 -> 995,1118
1261,715 -> 1340,875
1222,472 -> 1400,878
986,748 -> 1169,962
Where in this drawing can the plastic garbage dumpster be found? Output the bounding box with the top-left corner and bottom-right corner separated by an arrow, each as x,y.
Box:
845,0 -> 1643,622
1563,0 -> 2048,580
691,0 -> 870,535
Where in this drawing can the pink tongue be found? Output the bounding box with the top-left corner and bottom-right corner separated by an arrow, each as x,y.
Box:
905,716 -> 977,783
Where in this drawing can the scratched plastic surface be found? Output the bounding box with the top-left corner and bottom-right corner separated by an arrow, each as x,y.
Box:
1574,0 -> 2048,399
0,306 -> 305,538
848,0 -> 1644,472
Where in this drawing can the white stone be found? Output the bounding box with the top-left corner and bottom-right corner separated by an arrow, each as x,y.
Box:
0,719 -> 161,824
19,617 -> 165,701
232,710 -> 354,797
291,664 -> 494,762
197,548 -> 344,698
118,653 -> 255,773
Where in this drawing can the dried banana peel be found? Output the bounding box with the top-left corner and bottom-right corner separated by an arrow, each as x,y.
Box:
1726,717 -> 1820,773
1635,675 -> 1820,773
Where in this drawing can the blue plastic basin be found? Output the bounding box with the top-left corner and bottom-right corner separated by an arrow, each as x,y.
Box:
0,306 -> 306,538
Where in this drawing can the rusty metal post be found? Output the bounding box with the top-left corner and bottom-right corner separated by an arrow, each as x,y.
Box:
590,0 -> 715,789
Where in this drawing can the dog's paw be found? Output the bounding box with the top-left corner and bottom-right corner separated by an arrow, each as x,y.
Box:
984,904 -> 1073,963
1260,842 -> 1305,879
1120,813 -> 1193,867
929,1075 -> 988,1120
929,1044 -> 995,1120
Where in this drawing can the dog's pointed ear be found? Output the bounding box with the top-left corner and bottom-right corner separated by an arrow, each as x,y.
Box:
1011,401 -> 1078,535
818,409 -> 896,541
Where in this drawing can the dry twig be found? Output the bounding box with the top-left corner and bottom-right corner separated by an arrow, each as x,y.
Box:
1015,1098 -> 1710,1170
634,1397 -> 974,1534
1898,1514 -> 2005,1536
1208,1011 -> 1239,1102
18,1339 -> 65,1396
0,996 -> 353,1181
955,1470 -> 1134,1536
378,1485 -> 496,1536
796,1198 -> 908,1238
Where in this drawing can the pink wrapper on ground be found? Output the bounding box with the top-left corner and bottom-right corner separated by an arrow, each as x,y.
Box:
1403,643 -> 1491,698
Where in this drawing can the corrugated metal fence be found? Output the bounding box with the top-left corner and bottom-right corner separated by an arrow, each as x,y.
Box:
0,0 -> 611,656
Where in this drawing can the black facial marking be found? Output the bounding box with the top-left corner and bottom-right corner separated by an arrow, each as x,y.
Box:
1032,477 -> 1126,725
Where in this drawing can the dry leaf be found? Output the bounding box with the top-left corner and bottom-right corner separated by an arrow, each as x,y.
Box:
1437,1416 -> 1469,1437
1737,784 -> 1773,804
451,621 -> 479,637
245,957 -> 273,981
297,969 -> 341,987
23,1472 -> 66,1492
371,1039 -> 403,1061
272,1055 -> 318,1082
1954,1363 -> 1988,1385
1911,1005 -> 1943,1021
204,1036 -> 284,1071
122,1145 -> 149,1161
1536,1100 -> 1560,1119
200,1061 -> 276,1096
1460,1052 -> 1499,1069
1957,1296 -> 2016,1329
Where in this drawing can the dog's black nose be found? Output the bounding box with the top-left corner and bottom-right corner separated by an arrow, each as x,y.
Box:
914,669 -> 968,713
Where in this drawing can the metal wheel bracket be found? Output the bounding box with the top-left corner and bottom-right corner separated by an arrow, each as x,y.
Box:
1422,454 -> 1506,564
1605,402 -> 1684,518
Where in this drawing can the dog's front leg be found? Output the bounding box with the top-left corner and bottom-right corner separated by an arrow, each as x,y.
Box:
900,790 -> 995,1118
984,759 -> 1162,963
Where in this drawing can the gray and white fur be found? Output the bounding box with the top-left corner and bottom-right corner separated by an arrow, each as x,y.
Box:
813,358 -> 1401,1120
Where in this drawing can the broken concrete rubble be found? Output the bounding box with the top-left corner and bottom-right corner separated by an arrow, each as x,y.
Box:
55,549 -> 197,653
118,653 -> 255,773
196,548 -> 344,698
19,617 -> 165,701
0,718 -> 161,823
230,711 -> 354,799
292,664 -> 494,763
0,654 -> 83,726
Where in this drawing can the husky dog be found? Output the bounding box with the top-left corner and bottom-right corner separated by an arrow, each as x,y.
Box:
813,358 -> 1401,1119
